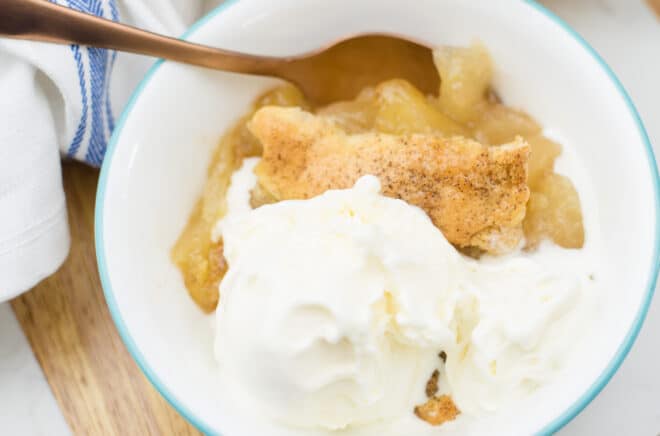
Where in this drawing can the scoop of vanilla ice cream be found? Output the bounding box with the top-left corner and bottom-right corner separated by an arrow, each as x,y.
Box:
212,165 -> 595,431
445,249 -> 592,414
215,175 -> 462,430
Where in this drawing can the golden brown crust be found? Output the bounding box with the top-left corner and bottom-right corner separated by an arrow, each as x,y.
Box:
425,369 -> 440,398
414,395 -> 460,426
250,106 -> 530,253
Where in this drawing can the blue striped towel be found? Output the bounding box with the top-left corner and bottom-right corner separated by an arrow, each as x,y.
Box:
0,0 -> 209,299
57,0 -> 121,166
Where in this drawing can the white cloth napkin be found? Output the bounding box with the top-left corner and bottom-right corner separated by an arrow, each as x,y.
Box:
0,0 -> 219,300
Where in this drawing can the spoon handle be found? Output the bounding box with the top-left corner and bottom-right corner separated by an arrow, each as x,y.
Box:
0,0 -> 281,74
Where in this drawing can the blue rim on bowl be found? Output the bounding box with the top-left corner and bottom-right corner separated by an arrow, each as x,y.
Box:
95,1 -> 660,434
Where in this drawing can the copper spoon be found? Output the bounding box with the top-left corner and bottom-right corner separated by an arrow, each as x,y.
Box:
0,0 -> 439,105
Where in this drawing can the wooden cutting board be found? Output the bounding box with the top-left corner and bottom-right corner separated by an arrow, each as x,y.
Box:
11,162 -> 200,436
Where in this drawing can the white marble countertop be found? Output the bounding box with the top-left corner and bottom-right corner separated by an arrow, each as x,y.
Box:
0,0 -> 658,434
0,304 -> 70,435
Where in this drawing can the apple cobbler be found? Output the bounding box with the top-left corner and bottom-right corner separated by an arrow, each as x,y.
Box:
171,43 -> 586,426
172,42 -> 584,313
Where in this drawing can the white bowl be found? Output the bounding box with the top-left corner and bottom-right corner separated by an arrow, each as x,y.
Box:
96,0 -> 660,434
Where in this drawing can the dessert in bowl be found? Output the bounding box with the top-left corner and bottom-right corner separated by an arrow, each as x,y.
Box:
96,0 -> 659,435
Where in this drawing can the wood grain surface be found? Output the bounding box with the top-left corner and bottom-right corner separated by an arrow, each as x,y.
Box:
11,162 -> 199,436
648,0 -> 660,18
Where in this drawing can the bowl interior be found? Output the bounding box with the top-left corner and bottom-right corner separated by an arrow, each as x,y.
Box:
97,0 -> 659,434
